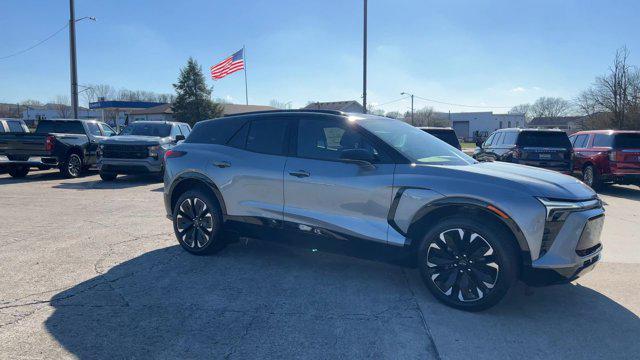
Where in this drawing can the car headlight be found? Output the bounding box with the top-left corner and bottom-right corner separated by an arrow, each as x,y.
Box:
148,145 -> 159,158
537,197 -> 602,221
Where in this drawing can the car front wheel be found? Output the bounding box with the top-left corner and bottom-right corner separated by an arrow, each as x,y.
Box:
418,217 -> 519,311
99,171 -> 117,181
172,190 -> 226,255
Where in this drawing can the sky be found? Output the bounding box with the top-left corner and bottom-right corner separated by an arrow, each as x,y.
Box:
1,0 -> 639,114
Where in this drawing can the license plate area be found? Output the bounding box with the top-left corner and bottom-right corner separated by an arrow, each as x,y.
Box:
539,153 -> 552,160
576,215 -> 604,255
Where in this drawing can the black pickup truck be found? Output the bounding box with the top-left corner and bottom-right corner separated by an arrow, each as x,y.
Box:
0,119 -> 116,178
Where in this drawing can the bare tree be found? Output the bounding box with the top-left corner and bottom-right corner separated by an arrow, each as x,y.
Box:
407,106 -> 436,126
384,111 -> 401,119
52,95 -> 71,118
530,97 -> 571,118
575,46 -> 640,129
21,99 -> 43,107
509,103 -> 533,122
269,100 -> 292,109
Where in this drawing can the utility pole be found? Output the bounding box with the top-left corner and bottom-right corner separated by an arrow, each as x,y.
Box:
362,0 -> 367,113
69,0 -> 78,119
401,92 -> 414,125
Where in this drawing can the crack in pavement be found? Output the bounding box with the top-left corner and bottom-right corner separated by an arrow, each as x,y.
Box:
402,268 -> 442,360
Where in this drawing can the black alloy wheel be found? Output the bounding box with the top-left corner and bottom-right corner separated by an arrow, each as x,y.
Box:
418,217 -> 518,311
61,153 -> 83,178
172,190 -> 226,255
8,165 -> 30,178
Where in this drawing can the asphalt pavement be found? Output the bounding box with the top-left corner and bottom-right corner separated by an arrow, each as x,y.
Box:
0,170 -> 638,359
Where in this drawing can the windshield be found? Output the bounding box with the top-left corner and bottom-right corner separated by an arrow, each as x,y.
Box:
517,131 -> 571,148
120,123 -> 171,137
614,133 -> 640,149
358,117 -> 475,165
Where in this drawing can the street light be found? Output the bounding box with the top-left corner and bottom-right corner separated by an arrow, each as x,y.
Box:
401,92 -> 414,125
69,0 -> 96,119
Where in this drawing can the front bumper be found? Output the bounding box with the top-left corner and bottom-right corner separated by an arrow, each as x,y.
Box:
523,206 -> 604,286
98,158 -> 163,174
602,172 -> 640,185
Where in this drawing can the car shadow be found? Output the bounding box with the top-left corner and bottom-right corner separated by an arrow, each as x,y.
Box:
598,184 -> 640,201
52,175 -> 161,190
44,240 -> 640,359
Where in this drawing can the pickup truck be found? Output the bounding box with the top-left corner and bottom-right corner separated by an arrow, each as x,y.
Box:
0,119 -> 116,178
97,121 -> 190,181
0,119 -> 30,174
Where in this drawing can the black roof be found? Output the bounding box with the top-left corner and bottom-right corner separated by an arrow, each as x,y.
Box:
222,109 -> 346,118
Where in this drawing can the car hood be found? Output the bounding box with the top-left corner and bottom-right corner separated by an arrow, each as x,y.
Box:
100,135 -> 169,146
420,161 -> 596,201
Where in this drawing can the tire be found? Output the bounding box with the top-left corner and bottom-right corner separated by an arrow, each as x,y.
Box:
172,189 -> 226,255
8,165 -> 29,178
99,171 -> 117,181
417,216 -> 519,311
582,165 -> 601,191
60,153 -> 83,178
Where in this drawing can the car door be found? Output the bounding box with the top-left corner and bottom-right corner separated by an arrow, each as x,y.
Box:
572,134 -> 590,172
283,115 -> 395,244
207,116 -> 291,226
84,122 -> 108,164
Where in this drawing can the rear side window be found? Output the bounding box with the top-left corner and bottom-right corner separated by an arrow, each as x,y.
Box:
245,118 -> 289,155
186,118 -> 247,144
226,122 -> 249,149
517,131 -> 571,148
35,121 -> 84,135
574,134 -> 589,148
592,134 -> 613,147
502,132 -> 518,145
614,133 -> 640,149
6,121 -> 25,132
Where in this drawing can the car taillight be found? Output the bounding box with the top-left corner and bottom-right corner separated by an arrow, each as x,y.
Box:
45,135 -> 55,151
164,150 -> 186,160
608,151 -> 617,162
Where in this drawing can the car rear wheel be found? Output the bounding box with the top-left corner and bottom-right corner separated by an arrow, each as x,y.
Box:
8,165 -> 29,178
582,165 -> 601,190
417,216 -> 519,311
99,171 -> 117,181
60,153 -> 83,178
172,190 -> 226,255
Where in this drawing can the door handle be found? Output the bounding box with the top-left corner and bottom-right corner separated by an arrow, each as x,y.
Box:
213,161 -> 231,168
289,170 -> 310,178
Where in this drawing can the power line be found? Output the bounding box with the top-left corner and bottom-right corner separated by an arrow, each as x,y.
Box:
413,95 -> 511,109
375,96 -> 409,107
0,23 -> 68,61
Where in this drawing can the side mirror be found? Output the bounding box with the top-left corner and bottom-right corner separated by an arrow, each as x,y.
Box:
175,134 -> 186,142
340,149 -> 375,166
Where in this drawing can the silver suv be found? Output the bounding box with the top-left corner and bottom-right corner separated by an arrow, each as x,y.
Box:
163,110 -> 604,311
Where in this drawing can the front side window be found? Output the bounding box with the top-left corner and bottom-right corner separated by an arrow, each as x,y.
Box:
99,123 -> 116,136
120,122 -> 171,137
86,122 -> 102,136
296,117 -> 383,162
245,118 -> 289,155
358,116 -> 475,165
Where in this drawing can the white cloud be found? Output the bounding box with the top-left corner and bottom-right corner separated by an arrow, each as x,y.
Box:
510,86 -> 526,93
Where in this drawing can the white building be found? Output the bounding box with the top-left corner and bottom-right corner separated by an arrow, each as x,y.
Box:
21,104 -> 100,125
449,112 -> 525,141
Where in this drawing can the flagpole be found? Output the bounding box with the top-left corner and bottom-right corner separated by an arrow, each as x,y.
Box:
243,45 -> 248,105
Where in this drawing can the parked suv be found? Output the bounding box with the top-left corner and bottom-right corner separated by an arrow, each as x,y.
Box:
419,127 -> 461,150
164,110 -> 603,311
97,121 -> 190,181
570,130 -> 640,190
474,128 -> 573,173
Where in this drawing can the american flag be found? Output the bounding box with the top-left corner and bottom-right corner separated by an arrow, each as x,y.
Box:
210,49 -> 244,80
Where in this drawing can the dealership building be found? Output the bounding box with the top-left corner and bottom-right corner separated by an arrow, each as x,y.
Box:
449,112 -> 525,141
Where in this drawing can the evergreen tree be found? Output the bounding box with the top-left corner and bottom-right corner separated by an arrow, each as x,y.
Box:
172,58 -> 223,126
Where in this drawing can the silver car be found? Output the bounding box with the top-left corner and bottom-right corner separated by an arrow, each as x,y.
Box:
163,110 -> 604,311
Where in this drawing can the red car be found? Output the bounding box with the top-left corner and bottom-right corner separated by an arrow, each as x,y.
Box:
570,130 -> 640,190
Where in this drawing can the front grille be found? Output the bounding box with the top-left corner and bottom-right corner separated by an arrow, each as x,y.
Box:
102,144 -> 149,159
